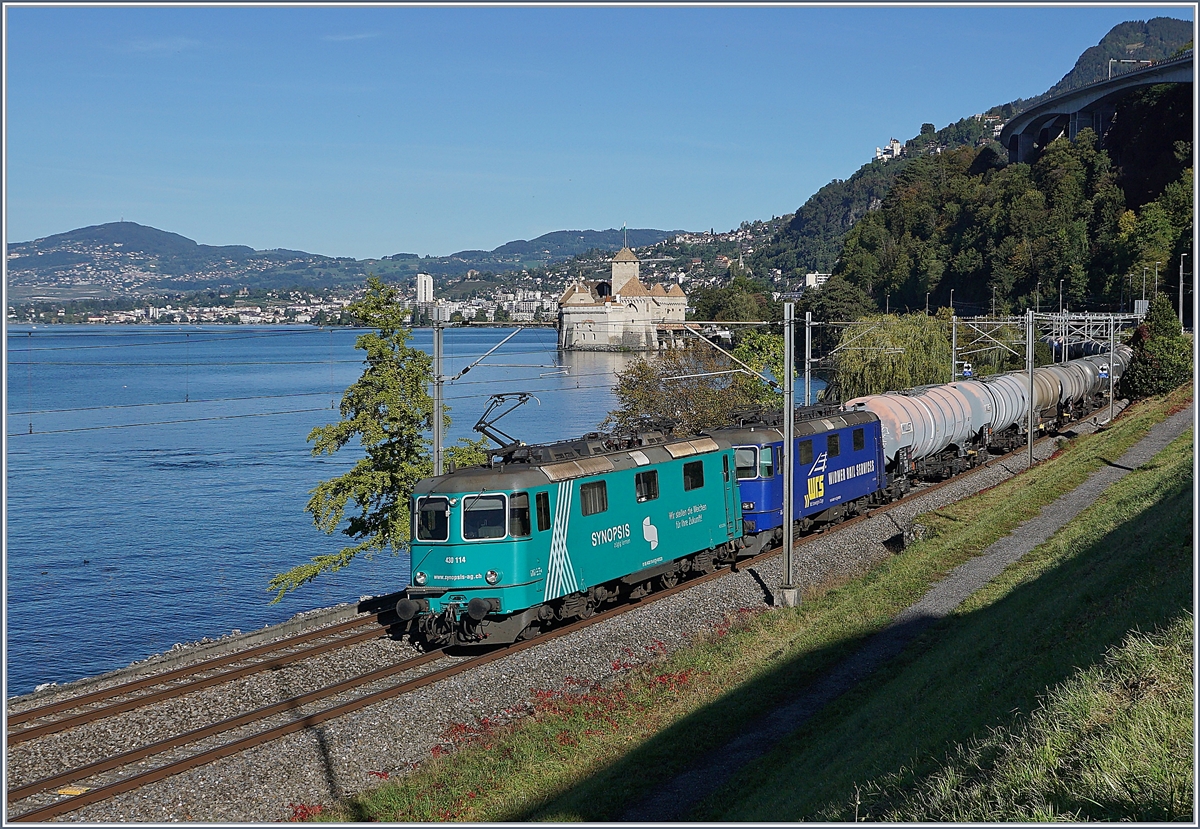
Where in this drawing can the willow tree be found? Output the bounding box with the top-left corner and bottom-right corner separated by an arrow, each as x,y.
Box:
832,312 -> 952,399
269,276 -> 487,601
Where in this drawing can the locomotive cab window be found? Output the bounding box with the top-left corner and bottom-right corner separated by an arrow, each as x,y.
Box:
462,493 -> 507,540
509,492 -> 531,537
535,491 -> 551,532
635,470 -> 659,502
798,439 -> 813,466
683,460 -> 704,491
827,434 -> 840,458
580,481 -> 608,516
416,496 -> 449,542
853,428 -> 865,452
759,446 -> 775,477
734,447 -> 757,480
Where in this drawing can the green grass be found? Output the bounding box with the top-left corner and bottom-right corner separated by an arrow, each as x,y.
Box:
703,427 -> 1194,820
314,387 -> 1192,822
847,614 -> 1194,821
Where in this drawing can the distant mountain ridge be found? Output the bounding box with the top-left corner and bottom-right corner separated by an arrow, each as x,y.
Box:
6,222 -> 688,300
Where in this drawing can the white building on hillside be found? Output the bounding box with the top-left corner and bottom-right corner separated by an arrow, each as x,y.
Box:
875,137 -> 903,162
557,247 -> 687,351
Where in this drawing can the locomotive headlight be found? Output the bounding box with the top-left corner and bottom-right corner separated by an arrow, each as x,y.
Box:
413,571 -> 428,586
485,569 -> 500,585
741,501 -> 755,511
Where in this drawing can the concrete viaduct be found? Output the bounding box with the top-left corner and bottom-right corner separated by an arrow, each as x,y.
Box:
1000,51 -> 1193,164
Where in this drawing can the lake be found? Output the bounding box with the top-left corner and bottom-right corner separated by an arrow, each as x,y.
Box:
4,325 -> 642,696
5,324 -> 822,696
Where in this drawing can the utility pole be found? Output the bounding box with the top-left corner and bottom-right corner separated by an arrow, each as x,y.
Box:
804,311 -> 812,407
992,285 -> 996,317
951,315 -> 957,382
432,307 -> 445,476
925,292 -> 930,314
1108,314 -> 1115,426
779,303 -> 799,608
1027,309 -> 1035,469
1035,280 -> 1040,314
949,288 -> 954,314
1142,266 -> 1147,302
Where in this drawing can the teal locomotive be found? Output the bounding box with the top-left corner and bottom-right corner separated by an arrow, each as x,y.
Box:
396,430 -> 743,646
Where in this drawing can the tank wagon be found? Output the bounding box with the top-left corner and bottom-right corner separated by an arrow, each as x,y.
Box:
705,410 -> 894,556
844,346 -> 1132,474
396,430 -> 742,646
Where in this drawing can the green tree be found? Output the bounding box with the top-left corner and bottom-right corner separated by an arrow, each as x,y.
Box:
731,330 -> 788,407
688,275 -> 778,323
269,276 -> 488,601
1121,294 -> 1192,398
602,344 -> 764,434
831,312 -> 952,399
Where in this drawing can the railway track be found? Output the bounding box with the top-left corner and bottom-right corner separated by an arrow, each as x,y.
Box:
7,613 -> 394,744
4,423 -> 1093,822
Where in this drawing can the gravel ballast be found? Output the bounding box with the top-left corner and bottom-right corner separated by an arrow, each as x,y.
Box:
5,403 -> 1149,822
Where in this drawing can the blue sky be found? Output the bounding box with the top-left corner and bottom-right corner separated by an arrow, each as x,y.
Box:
4,4 -> 1193,259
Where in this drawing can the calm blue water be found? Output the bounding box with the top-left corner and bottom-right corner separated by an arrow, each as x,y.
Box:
4,325 -> 639,696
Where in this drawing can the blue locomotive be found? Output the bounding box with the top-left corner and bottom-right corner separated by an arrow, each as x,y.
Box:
705,409 -> 896,556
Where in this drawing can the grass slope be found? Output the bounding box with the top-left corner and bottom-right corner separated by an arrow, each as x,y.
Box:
705,428 -> 1194,820
850,613 -> 1194,821
314,387 -> 1192,822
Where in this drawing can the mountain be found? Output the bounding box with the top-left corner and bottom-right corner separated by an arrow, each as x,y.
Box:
6,223 -> 688,301
1014,17 -> 1193,111
750,17 -> 1193,285
376,228 -> 686,278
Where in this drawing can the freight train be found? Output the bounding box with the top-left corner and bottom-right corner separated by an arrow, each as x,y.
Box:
395,346 -> 1132,647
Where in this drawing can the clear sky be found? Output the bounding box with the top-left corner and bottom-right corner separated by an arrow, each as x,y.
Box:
4,4 -> 1193,259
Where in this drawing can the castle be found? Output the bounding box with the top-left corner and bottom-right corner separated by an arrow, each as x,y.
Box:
557,247 -> 687,351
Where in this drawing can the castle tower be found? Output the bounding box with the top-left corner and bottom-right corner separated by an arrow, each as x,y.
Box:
610,247 -> 639,295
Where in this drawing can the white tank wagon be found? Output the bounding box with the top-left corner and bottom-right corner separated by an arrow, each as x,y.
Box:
1042,363 -> 1091,406
840,392 -> 938,474
978,373 -> 1027,435
843,346 -> 1131,479
843,383 -> 991,479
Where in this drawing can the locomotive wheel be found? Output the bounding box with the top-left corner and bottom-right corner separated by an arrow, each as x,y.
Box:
516,622 -> 542,642
658,571 -> 679,590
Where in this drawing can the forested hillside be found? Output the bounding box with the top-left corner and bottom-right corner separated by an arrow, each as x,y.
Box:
833,82 -> 1192,316
751,17 -> 1192,286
